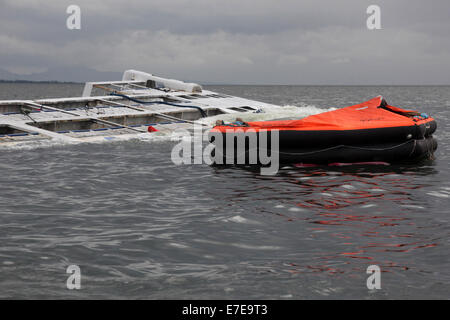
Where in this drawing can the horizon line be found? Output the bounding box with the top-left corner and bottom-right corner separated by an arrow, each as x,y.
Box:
1,79 -> 449,86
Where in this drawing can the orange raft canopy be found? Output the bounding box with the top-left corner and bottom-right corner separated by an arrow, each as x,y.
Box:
211,96 -> 437,164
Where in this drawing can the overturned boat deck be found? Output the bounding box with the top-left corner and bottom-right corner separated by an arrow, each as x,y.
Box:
0,70 -> 279,147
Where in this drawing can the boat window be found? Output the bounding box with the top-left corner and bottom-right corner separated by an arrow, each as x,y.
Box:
0,125 -> 30,135
179,95 -> 198,100
163,97 -> 183,103
229,106 -> 255,112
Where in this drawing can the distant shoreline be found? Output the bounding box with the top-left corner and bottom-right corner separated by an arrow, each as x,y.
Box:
0,80 -> 449,86
0,79 -> 82,84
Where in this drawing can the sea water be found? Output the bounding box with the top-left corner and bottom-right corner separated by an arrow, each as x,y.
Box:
0,83 -> 448,299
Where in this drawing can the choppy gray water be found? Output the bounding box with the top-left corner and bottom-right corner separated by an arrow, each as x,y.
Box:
0,83 -> 449,299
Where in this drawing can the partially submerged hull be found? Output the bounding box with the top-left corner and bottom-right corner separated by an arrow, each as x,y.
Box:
211,96 -> 438,164
0,70 -> 278,147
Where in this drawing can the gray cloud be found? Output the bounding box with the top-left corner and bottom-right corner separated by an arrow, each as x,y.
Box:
0,0 -> 449,84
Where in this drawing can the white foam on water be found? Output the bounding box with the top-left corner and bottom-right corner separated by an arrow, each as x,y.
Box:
225,215 -> 261,225
427,191 -> 450,198
0,138 -> 78,151
360,204 -> 377,208
438,188 -> 450,194
0,131 -> 176,151
199,104 -> 334,126
193,238 -> 279,250
230,243 -> 281,250
288,207 -> 304,212
401,205 -> 425,209
168,242 -> 190,249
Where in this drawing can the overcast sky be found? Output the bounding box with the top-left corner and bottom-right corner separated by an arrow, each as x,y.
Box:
1,0 -> 449,84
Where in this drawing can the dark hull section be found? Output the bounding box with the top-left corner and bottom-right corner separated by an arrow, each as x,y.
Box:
276,121 -> 436,148
277,136 -> 437,164
211,135 -> 437,165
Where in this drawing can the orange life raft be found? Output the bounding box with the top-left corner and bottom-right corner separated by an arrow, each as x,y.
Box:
211,96 -> 437,164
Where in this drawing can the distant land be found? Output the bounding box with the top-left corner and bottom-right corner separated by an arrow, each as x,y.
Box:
2,68 -> 447,86
0,67 -> 236,85
0,79 -> 81,84
0,67 -> 222,85
0,67 -> 121,83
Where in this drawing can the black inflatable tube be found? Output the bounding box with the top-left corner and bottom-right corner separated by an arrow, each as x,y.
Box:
275,121 -> 436,148
276,136 -> 437,163
214,120 -> 436,149
211,136 -> 437,165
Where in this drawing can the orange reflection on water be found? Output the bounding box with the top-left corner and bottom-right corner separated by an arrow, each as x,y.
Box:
278,165 -> 440,276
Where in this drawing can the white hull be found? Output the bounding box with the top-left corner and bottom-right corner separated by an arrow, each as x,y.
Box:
0,70 -> 279,147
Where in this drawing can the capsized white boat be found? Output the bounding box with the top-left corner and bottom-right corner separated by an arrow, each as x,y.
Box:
0,70 -> 280,147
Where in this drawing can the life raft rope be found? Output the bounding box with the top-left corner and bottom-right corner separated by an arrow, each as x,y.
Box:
110,93 -> 208,118
278,139 -> 418,156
